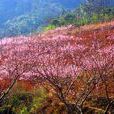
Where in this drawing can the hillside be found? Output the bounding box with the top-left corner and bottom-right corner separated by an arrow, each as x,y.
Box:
0,0 -> 114,113
0,21 -> 113,113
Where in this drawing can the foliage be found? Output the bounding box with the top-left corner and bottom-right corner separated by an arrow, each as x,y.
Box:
48,2 -> 114,27
1,87 -> 47,114
0,0 -> 82,38
43,25 -> 56,31
0,0 -> 114,38
30,88 -> 47,114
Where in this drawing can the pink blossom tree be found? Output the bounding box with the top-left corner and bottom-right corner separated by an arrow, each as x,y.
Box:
29,34 -> 114,114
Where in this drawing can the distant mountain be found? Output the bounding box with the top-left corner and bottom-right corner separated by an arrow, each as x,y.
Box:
0,0 -> 113,38
0,0 -> 83,25
0,0 -> 84,38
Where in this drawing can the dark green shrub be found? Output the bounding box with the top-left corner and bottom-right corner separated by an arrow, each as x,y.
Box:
51,19 -> 60,26
11,92 -> 33,108
94,97 -> 109,108
0,106 -> 15,114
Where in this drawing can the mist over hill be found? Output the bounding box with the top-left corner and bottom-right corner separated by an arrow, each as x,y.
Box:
0,0 -> 113,38
0,0 -> 84,38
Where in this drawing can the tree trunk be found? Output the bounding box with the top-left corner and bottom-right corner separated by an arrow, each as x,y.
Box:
105,100 -> 114,114
66,104 -> 83,114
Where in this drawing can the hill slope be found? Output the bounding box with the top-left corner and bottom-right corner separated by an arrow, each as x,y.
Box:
0,21 -> 114,113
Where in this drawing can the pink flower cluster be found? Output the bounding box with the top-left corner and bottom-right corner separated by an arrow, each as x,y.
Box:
0,25 -> 113,81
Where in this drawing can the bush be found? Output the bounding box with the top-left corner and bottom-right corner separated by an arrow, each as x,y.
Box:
93,97 -> 109,108
43,24 -> 56,31
1,88 -> 47,114
0,106 -> 15,114
47,6 -> 114,28
11,92 -> 33,108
